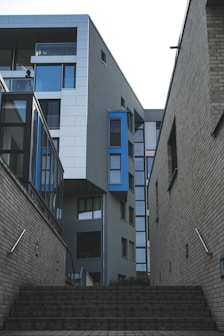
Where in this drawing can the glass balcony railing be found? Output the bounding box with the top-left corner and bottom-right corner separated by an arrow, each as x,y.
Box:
35,43 -> 77,56
4,78 -> 34,92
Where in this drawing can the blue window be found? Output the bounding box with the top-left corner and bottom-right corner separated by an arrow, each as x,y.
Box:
109,154 -> 121,184
136,248 -> 146,263
35,64 -> 76,92
63,64 -> 76,88
35,65 -> 61,91
136,217 -> 145,231
136,232 -> 146,247
135,171 -> 145,185
110,119 -> 121,147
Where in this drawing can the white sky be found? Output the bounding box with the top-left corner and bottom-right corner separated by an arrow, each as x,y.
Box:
1,0 -> 189,109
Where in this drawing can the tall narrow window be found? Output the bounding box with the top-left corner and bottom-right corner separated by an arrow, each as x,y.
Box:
39,99 -> 60,129
63,64 -> 76,88
109,154 -> 121,184
110,119 -> 121,146
168,119 -> 178,187
121,97 -> 125,109
120,202 -> 126,220
101,50 -> 106,64
155,179 -> 159,222
121,238 -> 128,257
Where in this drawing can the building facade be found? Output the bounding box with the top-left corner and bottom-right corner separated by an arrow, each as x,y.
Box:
149,0 -> 224,330
0,15 -> 150,285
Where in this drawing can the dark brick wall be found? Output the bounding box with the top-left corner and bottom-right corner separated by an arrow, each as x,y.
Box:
149,0 -> 224,331
0,157 -> 66,329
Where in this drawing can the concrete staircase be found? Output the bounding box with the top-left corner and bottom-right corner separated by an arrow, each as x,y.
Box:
4,286 -> 216,331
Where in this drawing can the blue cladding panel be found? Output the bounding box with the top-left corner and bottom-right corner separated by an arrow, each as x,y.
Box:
108,112 -> 128,194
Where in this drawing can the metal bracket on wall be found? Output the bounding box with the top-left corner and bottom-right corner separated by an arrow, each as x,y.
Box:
195,228 -> 212,256
8,229 -> 26,255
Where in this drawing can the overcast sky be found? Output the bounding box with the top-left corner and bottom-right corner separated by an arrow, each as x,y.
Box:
1,0 -> 189,109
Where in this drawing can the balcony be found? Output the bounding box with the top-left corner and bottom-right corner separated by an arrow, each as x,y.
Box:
35,43 -> 77,56
4,78 -> 34,93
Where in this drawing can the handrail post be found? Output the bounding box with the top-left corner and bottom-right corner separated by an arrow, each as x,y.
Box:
195,228 -> 212,256
8,229 -> 26,255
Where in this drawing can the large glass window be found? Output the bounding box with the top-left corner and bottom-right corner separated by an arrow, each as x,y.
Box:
35,64 -> 76,92
109,154 -> 121,184
39,99 -> 60,129
78,196 -> 102,220
135,187 -> 145,201
35,65 -> 61,91
63,64 -> 76,88
0,49 -> 12,70
1,100 -> 26,123
77,232 -> 101,258
15,48 -> 34,70
110,119 -> 121,146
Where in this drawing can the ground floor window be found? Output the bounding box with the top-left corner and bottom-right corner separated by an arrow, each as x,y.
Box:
77,231 -> 101,258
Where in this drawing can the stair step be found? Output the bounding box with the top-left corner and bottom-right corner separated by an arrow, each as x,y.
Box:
5,316 -> 216,331
4,285 -> 216,331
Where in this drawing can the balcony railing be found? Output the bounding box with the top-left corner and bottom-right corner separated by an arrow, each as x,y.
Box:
4,78 -> 34,93
35,43 -> 77,56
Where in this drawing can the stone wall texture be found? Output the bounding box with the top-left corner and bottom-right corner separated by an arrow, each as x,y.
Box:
149,0 -> 224,331
0,158 -> 66,329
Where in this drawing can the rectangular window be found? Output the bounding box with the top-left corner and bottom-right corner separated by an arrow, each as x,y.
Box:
136,248 -> 146,263
109,154 -> 121,184
135,157 -> 144,171
129,241 -> 135,260
63,64 -> 76,88
135,187 -> 145,201
128,141 -> 133,158
1,100 -> 27,124
121,97 -> 125,109
129,206 -> 134,226
101,50 -> 106,64
136,201 -> 145,216
136,217 -> 145,231
39,99 -> 60,129
120,202 -> 126,220
121,238 -> 128,257
156,180 -> 159,222
127,110 -> 133,132
168,119 -> 178,188
220,258 -> 224,278
35,64 -> 76,91
15,48 -> 34,70
128,173 -> 134,190
0,49 -> 12,70
110,119 -> 121,146
78,197 -> 102,220
136,231 -> 146,247
52,138 -> 59,153
77,232 -> 101,258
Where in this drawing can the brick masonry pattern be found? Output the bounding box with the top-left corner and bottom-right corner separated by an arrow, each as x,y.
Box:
0,157 -> 66,329
149,0 -> 224,331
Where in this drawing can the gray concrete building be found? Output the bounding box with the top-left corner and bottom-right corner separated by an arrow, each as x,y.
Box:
0,14 -> 163,287
149,0 -> 224,331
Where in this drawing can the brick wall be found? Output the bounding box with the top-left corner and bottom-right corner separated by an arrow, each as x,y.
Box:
0,157 -> 66,329
149,0 -> 224,331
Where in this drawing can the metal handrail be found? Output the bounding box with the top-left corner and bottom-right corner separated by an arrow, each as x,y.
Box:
8,229 -> 26,255
195,228 -> 212,256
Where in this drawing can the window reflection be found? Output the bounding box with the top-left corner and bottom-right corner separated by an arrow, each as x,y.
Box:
35,65 -> 61,91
